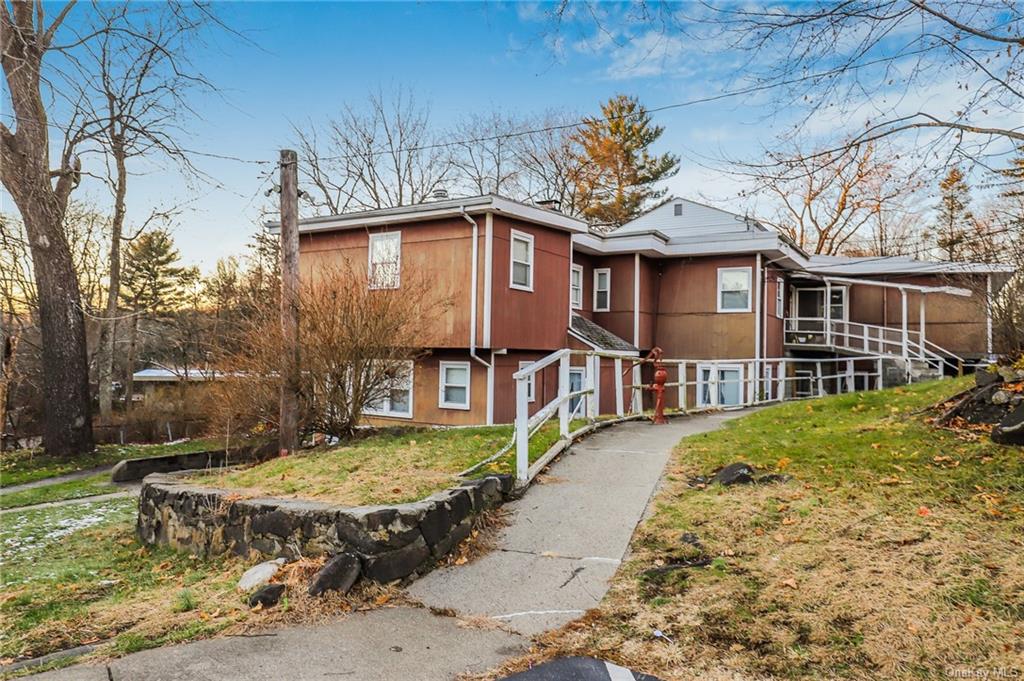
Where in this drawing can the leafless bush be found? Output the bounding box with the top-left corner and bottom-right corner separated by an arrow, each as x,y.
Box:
210,260 -> 451,441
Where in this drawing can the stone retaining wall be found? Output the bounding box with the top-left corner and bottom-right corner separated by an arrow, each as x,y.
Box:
136,473 -> 514,584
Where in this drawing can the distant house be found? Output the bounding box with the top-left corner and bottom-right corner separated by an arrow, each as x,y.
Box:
280,193 -> 1012,426
131,367 -> 218,403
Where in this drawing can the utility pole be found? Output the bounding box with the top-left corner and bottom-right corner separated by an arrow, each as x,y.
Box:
279,149 -> 300,456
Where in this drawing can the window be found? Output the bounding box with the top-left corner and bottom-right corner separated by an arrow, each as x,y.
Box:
697,364 -> 744,407
364,361 -> 414,418
776,278 -> 785,318
717,267 -> 751,312
673,203 -> 683,216
593,268 -> 611,311
570,264 -> 583,309
510,230 -> 534,291
439,361 -> 471,410
368,232 -> 401,289
568,368 -> 585,416
518,361 -> 536,403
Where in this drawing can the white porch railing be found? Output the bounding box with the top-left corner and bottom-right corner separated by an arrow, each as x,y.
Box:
784,317 -> 964,373
510,350 -> 899,486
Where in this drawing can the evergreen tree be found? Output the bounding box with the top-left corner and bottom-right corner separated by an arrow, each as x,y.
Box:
933,167 -> 974,261
574,95 -> 679,228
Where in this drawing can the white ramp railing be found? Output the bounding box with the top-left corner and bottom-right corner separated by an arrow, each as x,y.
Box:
510,350 -> 901,486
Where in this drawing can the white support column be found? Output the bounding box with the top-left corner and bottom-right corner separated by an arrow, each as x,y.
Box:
824,280 -> 832,346
588,354 -> 600,419
900,288 -> 909,358
614,357 -> 624,417
710,363 -> 719,407
747,361 -> 756,404
779,359 -> 787,400
876,357 -> 884,389
515,378 -> 529,484
816,361 -> 825,396
678,361 -> 687,412
846,359 -> 854,393
986,274 -> 993,356
558,354 -> 570,437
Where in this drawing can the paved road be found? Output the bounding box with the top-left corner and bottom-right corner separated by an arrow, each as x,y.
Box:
26,412 -> 749,680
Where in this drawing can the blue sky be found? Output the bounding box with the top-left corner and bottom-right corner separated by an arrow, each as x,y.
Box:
3,1 -> 1001,270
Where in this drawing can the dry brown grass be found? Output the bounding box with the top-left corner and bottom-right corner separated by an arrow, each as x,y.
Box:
463,380 -> 1024,681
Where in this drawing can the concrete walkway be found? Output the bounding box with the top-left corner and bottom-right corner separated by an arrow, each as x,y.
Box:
26,412 -> 748,680
0,466 -> 113,496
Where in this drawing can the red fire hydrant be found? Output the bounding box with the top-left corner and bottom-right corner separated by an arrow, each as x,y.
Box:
648,346 -> 669,425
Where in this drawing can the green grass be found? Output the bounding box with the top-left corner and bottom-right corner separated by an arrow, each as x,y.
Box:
193,419 -> 591,506
0,497 -> 248,664
510,378 -> 1024,680
1,437 -> 228,488
0,472 -> 121,510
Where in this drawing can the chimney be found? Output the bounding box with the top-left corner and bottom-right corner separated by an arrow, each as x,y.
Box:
536,198 -> 561,212
430,188 -> 449,201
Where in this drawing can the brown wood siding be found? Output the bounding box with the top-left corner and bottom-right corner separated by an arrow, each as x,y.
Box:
764,267 -> 785,358
591,253 -> 637,344
654,256 -> 757,359
638,256 -> 660,350
491,350 -> 561,424
571,251 -> 595,321
488,216 -> 572,351
298,218 -> 479,349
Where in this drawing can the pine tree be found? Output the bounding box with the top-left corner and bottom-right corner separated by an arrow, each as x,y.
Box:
574,95 -> 679,228
933,167 -> 974,261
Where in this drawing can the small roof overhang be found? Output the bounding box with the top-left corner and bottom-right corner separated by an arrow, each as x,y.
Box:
573,230 -> 810,269
266,194 -> 589,235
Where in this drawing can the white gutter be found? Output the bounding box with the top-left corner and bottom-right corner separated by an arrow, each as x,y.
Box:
461,207 -> 491,373
483,212 -> 493,347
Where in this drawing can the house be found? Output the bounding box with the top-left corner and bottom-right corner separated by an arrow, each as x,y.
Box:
285,194 -> 1013,426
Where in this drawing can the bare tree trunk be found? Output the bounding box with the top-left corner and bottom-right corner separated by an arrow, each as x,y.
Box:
97,138 -> 127,421
279,149 -> 300,455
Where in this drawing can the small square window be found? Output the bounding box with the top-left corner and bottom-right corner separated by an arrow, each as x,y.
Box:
570,264 -> 583,309
510,230 -> 534,291
717,267 -> 751,312
673,203 -> 683,216
439,361 -> 471,410
518,361 -> 536,402
594,268 -> 611,311
368,232 -> 401,289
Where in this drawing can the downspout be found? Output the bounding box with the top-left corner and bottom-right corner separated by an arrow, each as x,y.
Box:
461,207 -> 492,421
754,253 -> 762,403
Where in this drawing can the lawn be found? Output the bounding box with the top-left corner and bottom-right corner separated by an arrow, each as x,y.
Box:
0,472 -> 121,510
484,378 -> 1024,680
193,420 -> 586,506
1,437 -> 228,488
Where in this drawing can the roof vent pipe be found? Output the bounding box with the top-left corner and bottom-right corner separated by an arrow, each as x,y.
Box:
431,188 -> 449,201
536,198 -> 561,212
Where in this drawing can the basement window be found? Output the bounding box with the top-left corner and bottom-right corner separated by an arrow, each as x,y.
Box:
368,231 -> 401,289
439,361 -> 471,410
510,230 -> 534,291
364,361 -> 414,418
594,268 -> 611,311
717,267 -> 751,312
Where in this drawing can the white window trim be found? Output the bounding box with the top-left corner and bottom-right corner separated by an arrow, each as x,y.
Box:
364,360 -> 414,419
568,367 -> 586,417
368,231 -> 401,290
696,363 -> 744,407
438,360 -> 471,410
593,267 -> 611,312
717,266 -> 752,313
518,361 -> 536,403
570,263 -> 583,310
509,229 -> 534,292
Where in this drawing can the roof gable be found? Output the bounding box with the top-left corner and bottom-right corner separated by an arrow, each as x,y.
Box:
611,197 -> 761,239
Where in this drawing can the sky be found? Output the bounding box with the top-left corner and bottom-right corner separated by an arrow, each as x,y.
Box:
2,1 -> 1012,271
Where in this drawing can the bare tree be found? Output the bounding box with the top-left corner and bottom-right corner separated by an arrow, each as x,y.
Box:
295,88 -> 454,214
736,141 -> 923,255
513,111 -> 588,214
449,111 -> 524,197
211,261 -> 452,440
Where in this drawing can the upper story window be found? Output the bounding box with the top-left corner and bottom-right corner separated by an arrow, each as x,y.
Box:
776,278 -> 785,318
438,361 -> 471,410
594,268 -> 611,311
510,229 -> 534,291
368,231 -> 401,289
718,267 -> 751,312
570,264 -> 583,309
673,203 -> 683,216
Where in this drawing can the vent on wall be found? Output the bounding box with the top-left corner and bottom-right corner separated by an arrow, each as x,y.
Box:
674,203 -> 683,216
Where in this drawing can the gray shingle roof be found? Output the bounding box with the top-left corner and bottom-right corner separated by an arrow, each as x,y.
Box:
570,314 -> 637,352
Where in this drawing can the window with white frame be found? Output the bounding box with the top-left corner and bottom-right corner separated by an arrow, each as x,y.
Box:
518,361 -> 536,402
570,264 -> 583,309
593,268 -> 611,311
717,267 -> 751,312
776,278 -> 785,318
697,363 -> 744,407
510,230 -> 534,291
368,231 -> 401,289
364,360 -> 414,418
438,361 -> 471,409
